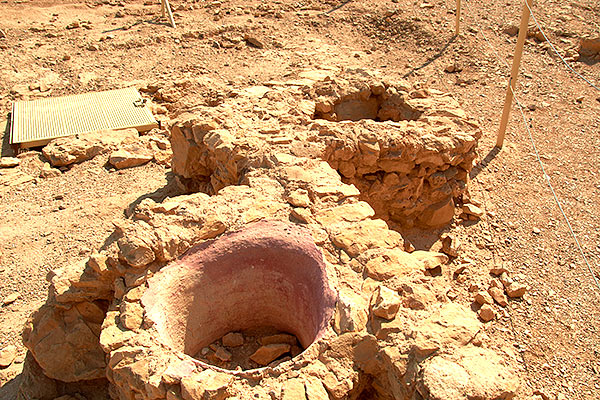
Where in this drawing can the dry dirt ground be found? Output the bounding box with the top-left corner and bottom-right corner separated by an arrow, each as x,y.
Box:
1,0 -> 600,398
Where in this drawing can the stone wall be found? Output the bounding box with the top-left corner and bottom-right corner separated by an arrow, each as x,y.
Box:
20,154 -> 519,400
168,69 -> 481,227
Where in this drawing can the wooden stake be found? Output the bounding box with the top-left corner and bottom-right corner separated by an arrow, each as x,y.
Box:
497,0 -> 533,148
160,0 -> 165,18
455,0 -> 461,36
164,0 -> 176,28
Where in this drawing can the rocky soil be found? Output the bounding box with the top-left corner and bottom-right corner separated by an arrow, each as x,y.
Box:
0,0 -> 600,399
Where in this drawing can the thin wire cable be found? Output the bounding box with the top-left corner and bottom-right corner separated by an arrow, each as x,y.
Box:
525,0 -> 600,92
511,88 -> 600,292
463,0 -> 600,292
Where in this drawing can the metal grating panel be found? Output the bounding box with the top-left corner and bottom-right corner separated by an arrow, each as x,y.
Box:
10,87 -> 158,148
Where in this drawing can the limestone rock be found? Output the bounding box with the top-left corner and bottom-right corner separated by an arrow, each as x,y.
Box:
417,346 -> 519,400
363,248 -> 424,280
0,344 -> 18,367
181,369 -> 233,400
334,289 -> 369,333
222,332 -> 244,347
411,251 -> 448,270
462,203 -> 484,218
282,378 -> 308,400
2,292 -> 19,305
441,233 -> 461,257
413,303 -> 481,356
109,148 -> 153,169
250,344 -> 291,365
0,157 -> 20,168
478,305 -> 495,322
314,201 -> 375,226
488,287 -> 508,307
329,219 -> 403,258
474,291 -> 493,305
50,259 -> 114,303
371,285 -> 401,320
43,128 -> 138,166
117,228 -> 156,268
259,333 -> 297,346
120,301 -> 144,330
22,302 -> 107,382
40,162 -> 62,178
399,282 -> 437,310
286,188 -> 311,207
305,376 -> 330,400
506,282 -> 527,298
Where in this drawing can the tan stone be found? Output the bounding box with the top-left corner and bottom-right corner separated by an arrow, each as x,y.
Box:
371,285 -> 401,320
329,219 -> 403,258
22,303 -> 106,382
314,201 -> 375,226
117,231 -> 156,268
506,282 -> 527,298
305,376 -> 330,400
250,344 -> 291,365
478,305 -> 495,322
363,248 -> 424,280
99,311 -> 136,352
2,292 -> 19,305
43,128 -> 139,166
417,346 -> 519,400
441,233 -> 461,257
0,344 -> 18,367
291,207 -> 312,223
120,301 -> 144,330
399,282 -> 437,310
0,157 -> 20,168
411,251 -> 449,270
282,378 -> 308,400
222,332 -> 244,347
413,303 -> 481,356
334,289 -> 369,333
51,260 -> 113,303
287,188 -> 311,207
109,149 -> 153,169
259,333 -> 297,346
462,203 -> 484,218
488,287 -> 508,307
40,162 -> 62,178
474,291 -> 493,305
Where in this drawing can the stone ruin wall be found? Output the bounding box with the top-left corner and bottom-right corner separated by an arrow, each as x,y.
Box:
18,70 -> 522,400
169,70 -> 480,228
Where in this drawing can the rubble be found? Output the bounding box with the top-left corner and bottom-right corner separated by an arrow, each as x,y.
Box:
42,128 -> 139,167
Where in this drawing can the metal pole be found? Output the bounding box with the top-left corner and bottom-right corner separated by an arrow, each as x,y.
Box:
497,0 -> 533,148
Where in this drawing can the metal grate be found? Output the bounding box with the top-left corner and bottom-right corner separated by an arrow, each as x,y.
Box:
10,87 -> 158,148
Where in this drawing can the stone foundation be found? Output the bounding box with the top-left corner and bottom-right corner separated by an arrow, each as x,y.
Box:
169,69 -> 480,227
19,70 -> 520,400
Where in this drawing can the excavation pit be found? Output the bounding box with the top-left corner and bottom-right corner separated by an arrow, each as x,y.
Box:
141,220 -> 337,371
313,88 -> 423,122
